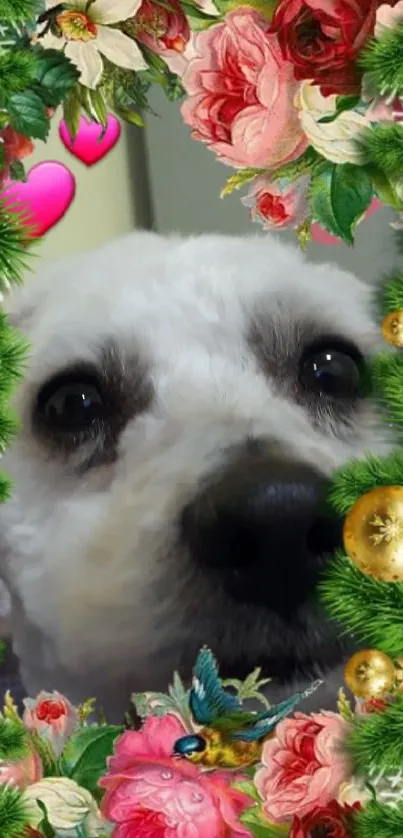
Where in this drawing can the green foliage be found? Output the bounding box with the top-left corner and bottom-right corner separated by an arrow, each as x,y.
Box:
31,46 -> 80,108
327,449 -> 403,516
0,48 -> 37,102
359,123 -> 403,178
7,89 -> 49,140
0,0 -> 40,23
220,168 -> 262,197
353,800 -> 403,838
379,272 -> 403,315
0,199 -> 39,287
0,717 -> 30,760
319,551 -> 403,659
239,805 -> 289,837
359,24 -> 403,98
59,725 -> 124,799
348,694 -> 403,776
309,163 -> 373,245
371,353 -> 403,433
0,784 -> 33,838
272,146 -> 322,182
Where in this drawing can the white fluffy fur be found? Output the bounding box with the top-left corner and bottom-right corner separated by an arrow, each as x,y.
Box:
0,231 -> 395,720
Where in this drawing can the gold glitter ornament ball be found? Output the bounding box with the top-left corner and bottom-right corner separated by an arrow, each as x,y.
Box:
344,649 -> 396,699
382,310 -> 403,347
343,486 -> 403,581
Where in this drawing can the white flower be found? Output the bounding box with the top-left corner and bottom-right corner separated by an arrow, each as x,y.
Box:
375,0 -> 403,39
295,81 -> 371,165
24,776 -> 108,835
39,0 -> 147,89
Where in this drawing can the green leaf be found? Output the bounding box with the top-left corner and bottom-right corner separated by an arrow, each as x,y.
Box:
318,94 -> 360,124
180,0 -> 221,21
115,105 -> 144,127
271,146 -> 322,182
7,90 -> 49,140
59,725 -> 124,797
85,87 -> 108,128
8,160 -> 27,182
62,86 -> 82,141
220,168 -> 262,197
32,47 -> 79,107
36,800 -> 56,838
366,164 -> 403,210
239,805 -> 289,837
28,729 -> 58,776
232,779 -> 261,803
309,162 -> 373,245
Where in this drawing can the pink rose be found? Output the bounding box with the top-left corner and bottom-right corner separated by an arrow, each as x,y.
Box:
242,175 -> 309,230
134,0 -> 190,58
181,9 -> 307,169
255,711 -> 352,824
23,691 -> 79,757
0,745 -> 42,789
99,714 -> 253,837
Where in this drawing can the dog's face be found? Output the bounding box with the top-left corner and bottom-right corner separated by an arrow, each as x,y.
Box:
0,232 -> 394,714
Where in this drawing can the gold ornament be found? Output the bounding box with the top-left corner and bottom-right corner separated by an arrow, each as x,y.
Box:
382,311 -> 403,347
343,486 -> 403,581
344,649 -> 397,699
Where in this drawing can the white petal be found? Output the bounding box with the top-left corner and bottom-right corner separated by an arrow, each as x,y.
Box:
92,0 -> 143,24
65,41 -> 103,89
38,31 -> 65,50
95,26 -> 147,71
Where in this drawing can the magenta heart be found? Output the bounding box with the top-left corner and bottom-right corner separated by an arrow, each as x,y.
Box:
311,197 -> 383,245
58,114 -> 121,166
1,162 -> 76,237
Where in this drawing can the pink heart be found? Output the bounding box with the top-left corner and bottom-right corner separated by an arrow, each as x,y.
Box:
311,197 -> 383,245
1,162 -> 76,238
58,114 -> 121,166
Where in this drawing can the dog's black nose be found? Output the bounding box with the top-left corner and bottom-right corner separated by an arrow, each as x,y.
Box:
181,456 -> 343,615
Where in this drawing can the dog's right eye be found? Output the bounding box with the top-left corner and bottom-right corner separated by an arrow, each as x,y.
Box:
36,376 -> 105,434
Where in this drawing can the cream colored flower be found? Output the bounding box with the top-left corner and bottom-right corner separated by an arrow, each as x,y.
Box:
295,81 -> 370,165
375,0 -> 403,39
24,776 -> 107,835
337,778 -> 372,807
40,0 -> 147,89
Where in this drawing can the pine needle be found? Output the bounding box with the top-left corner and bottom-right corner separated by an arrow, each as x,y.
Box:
0,200 -> 39,290
359,24 -> 403,98
0,718 -> 29,760
328,449 -> 403,517
353,800 -> 403,838
371,353 -> 403,432
348,694 -> 403,776
358,124 -> 403,178
0,784 -> 34,838
318,551 -> 403,659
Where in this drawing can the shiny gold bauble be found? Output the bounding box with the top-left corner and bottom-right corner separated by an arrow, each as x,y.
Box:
382,311 -> 403,347
343,486 -> 403,581
344,649 -> 397,699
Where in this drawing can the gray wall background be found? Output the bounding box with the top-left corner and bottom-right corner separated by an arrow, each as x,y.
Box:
144,87 -> 400,284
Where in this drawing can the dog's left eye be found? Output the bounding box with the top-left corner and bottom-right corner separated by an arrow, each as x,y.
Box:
298,341 -> 365,399
36,376 -> 105,433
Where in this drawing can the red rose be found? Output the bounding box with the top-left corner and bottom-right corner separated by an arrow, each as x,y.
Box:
134,0 -> 190,57
270,0 -> 396,96
290,800 -> 361,838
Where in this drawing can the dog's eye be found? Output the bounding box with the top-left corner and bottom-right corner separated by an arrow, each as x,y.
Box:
37,377 -> 105,433
298,341 -> 364,399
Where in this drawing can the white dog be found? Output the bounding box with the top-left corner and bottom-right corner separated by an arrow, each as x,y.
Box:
0,231 -> 394,721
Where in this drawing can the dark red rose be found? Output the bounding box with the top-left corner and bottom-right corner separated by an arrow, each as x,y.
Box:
290,800 -> 361,838
134,0 -> 190,57
270,0 -> 398,96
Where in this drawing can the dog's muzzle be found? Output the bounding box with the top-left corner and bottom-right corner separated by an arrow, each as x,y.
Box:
181,451 -> 344,617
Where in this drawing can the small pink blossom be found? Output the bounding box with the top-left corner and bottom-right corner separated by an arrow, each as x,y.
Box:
242,175 -> 309,230
181,9 -> 307,169
23,691 -> 79,757
0,745 -> 42,789
255,711 -> 352,824
99,713 -> 253,837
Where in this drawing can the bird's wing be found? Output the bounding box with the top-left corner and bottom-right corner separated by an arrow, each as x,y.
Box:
230,679 -> 323,742
189,647 -> 242,726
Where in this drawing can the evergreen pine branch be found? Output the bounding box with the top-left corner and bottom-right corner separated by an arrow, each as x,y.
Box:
328,449 -> 403,517
371,353 -> 403,432
359,24 -> 403,98
358,124 -> 403,178
347,694 -> 403,776
375,271 -> 403,316
0,49 -> 37,100
0,0 -> 40,23
0,199 -> 39,289
352,800 -> 403,838
0,783 -> 34,838
0,474 -> 12,504
318,551 -> 403,659
0,319 -> 28,400
0,717 -> 30,760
